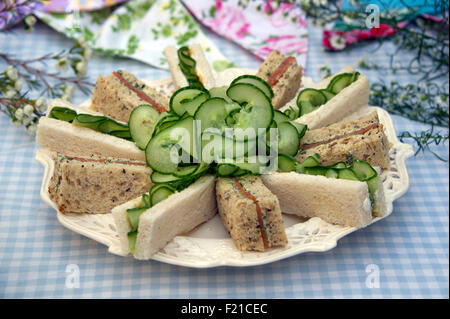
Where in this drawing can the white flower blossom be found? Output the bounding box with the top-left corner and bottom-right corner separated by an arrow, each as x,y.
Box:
84,47 -> 93,60
5,89 -> 17,98
26,124 -> 37,135
15,108 -> 24,121
22,116 -> 33,126
6,65 -> 18,81
76,60 -> 87,77
25,15 -> 37,27
23,104 -> 35,116
14,79 -> 23,91
12,119 -> 22,127
56,57 -> 69,71
35,97 -> 46,108
329,34 -> 346,50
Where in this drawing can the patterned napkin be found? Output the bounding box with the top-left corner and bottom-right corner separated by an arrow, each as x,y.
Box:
323,0 -> 446,51
184,0 -> 308,68
35,0 -> 229,69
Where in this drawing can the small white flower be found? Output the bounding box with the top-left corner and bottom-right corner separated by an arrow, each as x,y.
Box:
6,65 -> 18,81
23,104 -> 35,116
14,79 -> 23,91
22,116 -> 33,126
26,124 -> 37,135
83,47 -> 93,60
76,60 -> 87,77
35,97 -> 46,108
56,57 -> 69,71
5,89 -> 17,98
15,108 -> 24,121
12,119 -> 22,127
25,15 -> 37,27
329,34 -> 346,50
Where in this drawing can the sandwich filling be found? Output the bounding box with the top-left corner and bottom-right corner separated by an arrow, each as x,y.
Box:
267,56 -> 296,87
112,71 -> 166,114
300,122 -> 380,151
232,178 -> 270,249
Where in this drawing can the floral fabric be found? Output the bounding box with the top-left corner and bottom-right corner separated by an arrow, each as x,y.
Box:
34,0 -> 229,69
183,0 -> 309,67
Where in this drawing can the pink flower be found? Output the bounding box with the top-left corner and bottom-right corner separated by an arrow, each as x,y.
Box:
205,3 -> 250,40
269,3 -> 295,28
256,35 -> 308,58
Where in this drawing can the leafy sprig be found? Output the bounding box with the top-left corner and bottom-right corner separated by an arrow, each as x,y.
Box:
0,39 -> 94,134
399,128 -> 449,162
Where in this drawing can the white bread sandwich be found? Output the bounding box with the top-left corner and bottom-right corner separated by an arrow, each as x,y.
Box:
261,170 -> 387,228
48,152 -> 152,214
215,175 -> 288,252
164,44 -> 216,90
112,175 -> 217,259
297,111 -> 391,169
282,66 -> 370,130
256,50 -> 303,109
90,70 -> 169,122
36,99 -> 145,162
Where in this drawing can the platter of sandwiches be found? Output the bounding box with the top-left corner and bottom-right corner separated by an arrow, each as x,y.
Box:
35,44 -> 414,267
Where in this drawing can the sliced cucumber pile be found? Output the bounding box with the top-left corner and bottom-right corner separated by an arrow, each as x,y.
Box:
49,107 -> 132,140
145,73 -> 308,179
294,71 -> 360,117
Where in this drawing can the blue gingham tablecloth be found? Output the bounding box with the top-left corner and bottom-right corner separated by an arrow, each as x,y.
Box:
0,23 -> 448,299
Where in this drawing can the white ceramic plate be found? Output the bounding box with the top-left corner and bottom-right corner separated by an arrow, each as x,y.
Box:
35,68 -> 414,268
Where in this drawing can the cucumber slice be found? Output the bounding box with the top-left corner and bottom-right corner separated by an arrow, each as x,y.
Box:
141,194 -> 151,208
273,110 -> 291,125
128,231 -> 138,254
194,97 -> 230,132
150,184 -> 176,206
351,160 -> 377,181
230,75 -> 274,99
296,155 -> 320,173
277,122 -> 300,157
201,132 -> 255,163
277,154 -> 296,172
283,107 -> 298,120
98,119 -> 129,133
170,87 -> 209,116
329,162 -> 347,169
304,166 -> 328,176
337,168 -> 359,181
232,156 -> 269,175
151,171 -> 186,184
209,86 -> 232,102
145,116 -> 200,174
109,130 -> 132,140
327,73 -> 354,94
129,105 -> 160,150
325,169 -> 339,179
319,89 -> 336,101
127,207 -> 148,231
72,114 -> 107,130
226,83 -> 274,139
290,122 -> 307,138
49,107 -> 77,122
232,168 -> 247,177
216,164 -> 238,177
297,88 -> 327,116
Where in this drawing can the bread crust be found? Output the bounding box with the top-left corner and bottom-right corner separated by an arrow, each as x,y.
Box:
216,176 -> 287,252
257,50 -> 303,109
90,70 -> 169,122
296,111 -> 391,169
